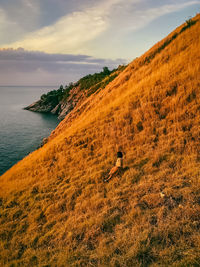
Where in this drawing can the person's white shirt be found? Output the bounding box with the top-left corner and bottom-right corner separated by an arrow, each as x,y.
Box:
116,158 -> 123,167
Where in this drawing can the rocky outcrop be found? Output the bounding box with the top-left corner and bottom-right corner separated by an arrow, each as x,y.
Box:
58,103 -> 73,120
51,104 -> 61,115
24,99 -> 72,120
24,99 -> 55,113
24,85 -> 86,120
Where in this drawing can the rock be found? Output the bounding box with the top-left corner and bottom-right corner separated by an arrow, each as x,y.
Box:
24,98 -> 73,120
51,104 -> 61,115
24,100 -> 55,113
42,137 -> 48,146
58,103 -> 73,120
24,84 -> 84,120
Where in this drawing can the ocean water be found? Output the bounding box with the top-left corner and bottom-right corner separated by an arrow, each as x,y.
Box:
0,86 -> 59,176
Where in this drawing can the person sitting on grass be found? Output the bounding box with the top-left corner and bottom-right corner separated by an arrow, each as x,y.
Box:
104,151 -> 123,182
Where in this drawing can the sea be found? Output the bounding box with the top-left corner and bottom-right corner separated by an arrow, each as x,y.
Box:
0,86 -> 59,176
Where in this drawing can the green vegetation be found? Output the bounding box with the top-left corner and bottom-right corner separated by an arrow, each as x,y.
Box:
62,83 -> 74,100
78,66 -> 114,90
40,85 -> 64,105
40,66 -> 125,104
180,18 -> 197,33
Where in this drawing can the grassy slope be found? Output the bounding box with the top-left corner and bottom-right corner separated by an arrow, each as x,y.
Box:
0,15 -> 200,266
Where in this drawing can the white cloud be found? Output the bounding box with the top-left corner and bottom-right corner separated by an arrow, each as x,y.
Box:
1,0 -> 199,58
0,8 -> 24,43
84,0 -> 200,58
21,0 -> 40,13
126,1 -> 200,31
0,0 -> 41,44
4,0 -> 124,54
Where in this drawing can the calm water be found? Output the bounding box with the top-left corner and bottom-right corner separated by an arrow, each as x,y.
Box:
0,86 -> 59,176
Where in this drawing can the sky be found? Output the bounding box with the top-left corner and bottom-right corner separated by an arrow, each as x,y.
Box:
0,0 -> 199,86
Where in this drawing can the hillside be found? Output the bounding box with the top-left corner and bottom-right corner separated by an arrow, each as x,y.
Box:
0,14 -> 200,266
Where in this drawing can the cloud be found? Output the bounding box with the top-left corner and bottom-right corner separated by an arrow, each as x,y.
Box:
0,8 -> 25,44
3,0 -> 199,58
0,48 -> 125,65
21,0 -> 39,12
126,0 -> 200,31
1,0 -> 199,62
3,0 -> 142,54
0,0 -> 41,44
3,0 -> 116,54
83,0 -> 200,59
0,48 -> 126,86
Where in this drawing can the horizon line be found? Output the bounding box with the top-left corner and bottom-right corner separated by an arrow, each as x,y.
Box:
0,85 -> 59,87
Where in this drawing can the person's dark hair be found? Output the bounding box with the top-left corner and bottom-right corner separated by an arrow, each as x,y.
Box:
117,151 -> 123,158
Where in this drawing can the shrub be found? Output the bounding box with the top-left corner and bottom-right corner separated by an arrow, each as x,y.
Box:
186,91 -> 196,103
180,18 -> 196,33
18,222 -> 29,234
36,211 -> 47,224
136,121 -> 144,132
102,214 -> 121,233
17,243 -> 27,259
31,186 -> 39,195
30,256 -> 38,265
13,210 -> 23,220
152,155 -> 167,168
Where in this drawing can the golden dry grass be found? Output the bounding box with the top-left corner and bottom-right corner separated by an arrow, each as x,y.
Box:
0,14 -> 200,266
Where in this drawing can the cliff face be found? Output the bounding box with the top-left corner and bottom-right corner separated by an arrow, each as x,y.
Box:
1,15 -> 200,267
